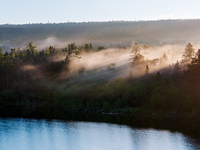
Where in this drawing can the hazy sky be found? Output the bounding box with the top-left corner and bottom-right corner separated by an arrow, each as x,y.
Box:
1,0 -> 200,24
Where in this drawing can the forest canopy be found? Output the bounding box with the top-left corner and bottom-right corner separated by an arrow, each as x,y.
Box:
0,40 -> 200,119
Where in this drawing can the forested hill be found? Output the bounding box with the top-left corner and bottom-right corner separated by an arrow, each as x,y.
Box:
1,19 -> 200,50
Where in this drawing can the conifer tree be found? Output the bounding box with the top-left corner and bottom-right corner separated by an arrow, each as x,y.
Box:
182,43 -> 195,61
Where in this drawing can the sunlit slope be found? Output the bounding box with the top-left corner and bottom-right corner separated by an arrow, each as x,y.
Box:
59,47 -> 176,84
1,20 -> 200,50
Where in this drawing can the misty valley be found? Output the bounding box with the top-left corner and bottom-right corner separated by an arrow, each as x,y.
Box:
1,20 -> 200,149
0,38 -> 199,119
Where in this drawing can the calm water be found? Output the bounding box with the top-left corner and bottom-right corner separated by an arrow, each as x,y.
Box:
0,118 -> 200,150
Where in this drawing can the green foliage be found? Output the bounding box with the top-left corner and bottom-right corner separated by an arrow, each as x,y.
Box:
114,99 -> 122,108
107,62 -> 116,71
182,69 -> 187,76
38,92 -> 51,102
131,54 -> 145,65
133,81 -> 147,101
75,50 -> 81,55
131,42 -> 141,55
173,60 -> 181,76
97,46 -> 107,51
103,101 -> 110,111
0,90 -> 17,103
0,40 -> 200,118
149,78 -> 191,112
78,67 -> 85,74
0,47 -> 3,64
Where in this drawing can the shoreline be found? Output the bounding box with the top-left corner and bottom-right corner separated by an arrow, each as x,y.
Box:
1,106 -> 200,138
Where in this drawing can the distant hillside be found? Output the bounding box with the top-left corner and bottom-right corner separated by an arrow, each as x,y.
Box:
1,20 -> 200,50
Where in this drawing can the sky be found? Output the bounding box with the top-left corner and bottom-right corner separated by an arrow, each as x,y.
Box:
0,0 -> 200,24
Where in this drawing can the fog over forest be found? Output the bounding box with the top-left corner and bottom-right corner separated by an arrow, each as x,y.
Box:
1,19 -> 200,50
1,19 -> 199,83
3,1 -> 200,149
1,19 -> 200,121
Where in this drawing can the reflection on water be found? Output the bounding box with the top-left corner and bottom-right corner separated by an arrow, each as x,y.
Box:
0,118 -> 199,150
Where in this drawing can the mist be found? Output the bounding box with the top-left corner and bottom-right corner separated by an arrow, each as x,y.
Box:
2,20 -> 200,52
16,41 -> 195,86
1,20 -> 199,86
52,43 -> 192,84
2,21 -> 200,142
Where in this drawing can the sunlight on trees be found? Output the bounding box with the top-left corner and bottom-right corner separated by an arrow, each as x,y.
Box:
182,43 -> 195,61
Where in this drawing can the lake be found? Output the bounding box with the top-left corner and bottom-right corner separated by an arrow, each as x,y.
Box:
0,117 -> 200,150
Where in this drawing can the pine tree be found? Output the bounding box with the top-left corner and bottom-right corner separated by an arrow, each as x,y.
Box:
162,53 -> 168,62
26,41 -> 37,57
145,65 -> 149,74
130,43 -> 145,65
173,60 -> 181,76
182,43 -> 195,61
131,42 -> 140,55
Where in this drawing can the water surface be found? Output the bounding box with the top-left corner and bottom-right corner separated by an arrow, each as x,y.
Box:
0,118 -> 199,150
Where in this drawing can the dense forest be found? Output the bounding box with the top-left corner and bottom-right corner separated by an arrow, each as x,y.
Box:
0,39 -> 200,120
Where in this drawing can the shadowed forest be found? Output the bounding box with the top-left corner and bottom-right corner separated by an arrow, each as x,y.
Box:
1,20 -> 200,119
